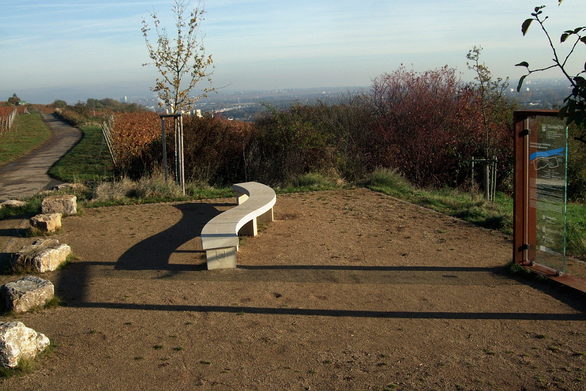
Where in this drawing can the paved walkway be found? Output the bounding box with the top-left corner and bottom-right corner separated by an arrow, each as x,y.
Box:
0,113 -> 82,200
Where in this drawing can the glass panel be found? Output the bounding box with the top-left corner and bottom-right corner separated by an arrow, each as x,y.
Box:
529,117 -> 568,273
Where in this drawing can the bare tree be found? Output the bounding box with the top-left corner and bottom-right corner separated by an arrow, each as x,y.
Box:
467,46 -> 511,200
141,0 -> 214,114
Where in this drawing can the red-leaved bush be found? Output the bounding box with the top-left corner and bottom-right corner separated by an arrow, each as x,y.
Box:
371,66 -> 513,188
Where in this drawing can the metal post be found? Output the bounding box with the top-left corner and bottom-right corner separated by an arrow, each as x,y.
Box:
523,118 -> 530,264
471,157 -> 475,193
179,113 -> 185,195
492,156 -> 498,201
174,118 -> 179,184
484,161 -> 490,201
161,118 -> 168,182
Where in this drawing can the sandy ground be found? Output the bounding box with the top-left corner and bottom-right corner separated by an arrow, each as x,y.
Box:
0,188 -> 584,391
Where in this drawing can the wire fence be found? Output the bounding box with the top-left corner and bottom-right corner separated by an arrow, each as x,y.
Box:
0,107 -> 17,134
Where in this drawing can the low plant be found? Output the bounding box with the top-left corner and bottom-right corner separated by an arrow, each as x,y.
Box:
278,172 -> 341,193
89,174 -> 233,206
367,168 -> 414,198
0,342 -> 55,378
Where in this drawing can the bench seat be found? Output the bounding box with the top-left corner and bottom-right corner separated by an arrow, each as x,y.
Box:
201,182 -> 276,270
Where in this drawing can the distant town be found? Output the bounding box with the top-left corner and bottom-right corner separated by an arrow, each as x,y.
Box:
113,79 -> 571,122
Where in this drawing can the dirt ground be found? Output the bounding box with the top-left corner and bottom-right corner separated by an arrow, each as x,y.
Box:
0,188 -> 584,391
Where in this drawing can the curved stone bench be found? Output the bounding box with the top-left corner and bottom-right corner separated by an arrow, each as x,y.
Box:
201,182 -> 276,270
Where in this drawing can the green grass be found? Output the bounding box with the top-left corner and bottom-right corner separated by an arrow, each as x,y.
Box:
0,342 -> 55,378
0,112 -> 51,166
0,193 -> 43,220
568,203 -> 586,260
48,124 -> 114,182
277,172 -> 343,194
368,168 -> 512,232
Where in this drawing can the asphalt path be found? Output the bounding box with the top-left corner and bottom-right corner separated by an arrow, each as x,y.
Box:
0,113 -> 82,200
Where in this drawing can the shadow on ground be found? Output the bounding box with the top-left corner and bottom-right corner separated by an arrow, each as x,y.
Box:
47,197 -> 586,320
114,202 -> 227,271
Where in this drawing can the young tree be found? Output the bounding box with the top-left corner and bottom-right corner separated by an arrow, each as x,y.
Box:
467,46 -> 510,158
467,47 -> 514,199
516,1 -> 585,142
141,0 -> 214,114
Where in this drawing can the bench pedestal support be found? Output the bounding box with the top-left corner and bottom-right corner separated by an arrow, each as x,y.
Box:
206,247 -> 237,270
203,182 -> 276,270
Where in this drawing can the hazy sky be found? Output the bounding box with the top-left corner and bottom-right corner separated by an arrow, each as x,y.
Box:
0,0 -> 584,103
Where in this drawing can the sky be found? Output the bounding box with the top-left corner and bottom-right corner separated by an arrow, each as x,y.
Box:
0,0 -> 584,103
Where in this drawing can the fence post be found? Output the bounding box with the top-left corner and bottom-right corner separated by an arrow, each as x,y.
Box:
161,117 -> 168,182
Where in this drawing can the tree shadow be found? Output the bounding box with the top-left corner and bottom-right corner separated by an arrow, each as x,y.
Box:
0,228 -> 29,237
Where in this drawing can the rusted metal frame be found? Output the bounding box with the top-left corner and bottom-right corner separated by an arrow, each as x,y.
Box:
512,110 -> 586,293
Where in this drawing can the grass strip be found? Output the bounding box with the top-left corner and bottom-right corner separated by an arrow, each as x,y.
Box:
367,168 -> 584,260
0,112 -> 51,166
48,124 -> 114,182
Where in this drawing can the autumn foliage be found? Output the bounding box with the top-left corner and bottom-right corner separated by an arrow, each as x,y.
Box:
370,66 -> 513,188
107,112 -> 161,167
0,106 -> 17,117
106,66 -> 515,191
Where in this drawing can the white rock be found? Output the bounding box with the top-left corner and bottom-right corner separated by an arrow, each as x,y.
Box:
1,276 -> 55,313
0,321 -> 50,368
30,213 -> 62,233
13,239 -> 72,273
41,195 -> 77,216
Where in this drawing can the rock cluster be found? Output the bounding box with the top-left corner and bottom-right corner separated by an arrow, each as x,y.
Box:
41,195 -> 77,216
12,239 -> 71,273
0,322 -> 50,368
1,276 -> 55,313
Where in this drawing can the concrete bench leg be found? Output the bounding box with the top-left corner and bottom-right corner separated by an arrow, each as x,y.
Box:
206,247 -> 237,270
258,207 -> 274,224
239,218 -> 258,237
239,207 -> 273,237
237,194 -> 249,205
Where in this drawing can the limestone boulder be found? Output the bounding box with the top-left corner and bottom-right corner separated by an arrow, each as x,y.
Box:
1,276 -> 55,313
0,200 -> 26,209
13,239 -> 72,273
30,213 -> 62,233
0,321 -> 50,368
41,195 -> 77,216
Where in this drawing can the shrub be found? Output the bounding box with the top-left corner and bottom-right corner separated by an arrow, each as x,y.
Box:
246,99 -> 375,185
367,168 -> 414,198
370,66 -> 514,189
290,172 -> 337,189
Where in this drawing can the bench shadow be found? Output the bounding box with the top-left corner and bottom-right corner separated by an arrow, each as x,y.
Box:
114,202 -> 231,271
54,201 -> 231,303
